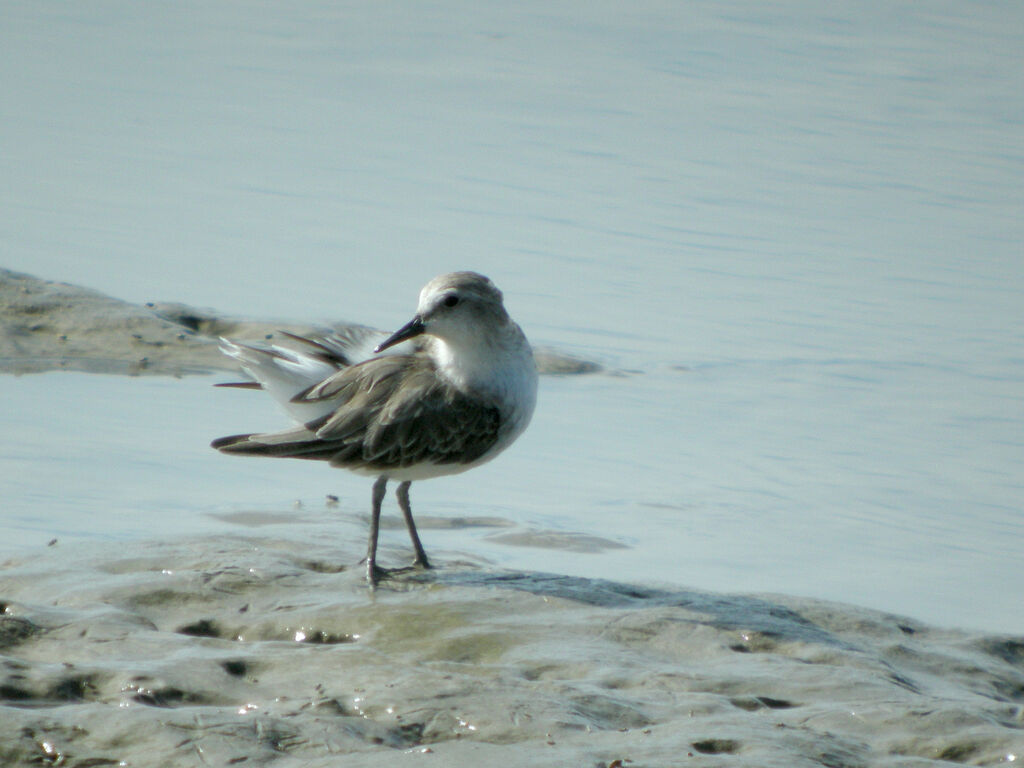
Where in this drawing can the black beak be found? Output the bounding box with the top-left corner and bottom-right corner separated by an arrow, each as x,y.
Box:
374,315 -> 426,353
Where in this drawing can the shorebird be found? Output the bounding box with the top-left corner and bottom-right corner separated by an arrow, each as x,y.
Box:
212,272 -> 538,585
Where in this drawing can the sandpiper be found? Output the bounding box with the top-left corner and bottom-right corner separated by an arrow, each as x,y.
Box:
212,272 -> 538,585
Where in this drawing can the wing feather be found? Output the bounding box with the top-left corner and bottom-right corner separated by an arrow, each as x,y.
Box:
213,353 -> 502,472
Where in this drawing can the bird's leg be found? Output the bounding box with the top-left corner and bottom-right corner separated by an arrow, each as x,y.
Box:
396,481 -> 431,569
366,475 -> 388,586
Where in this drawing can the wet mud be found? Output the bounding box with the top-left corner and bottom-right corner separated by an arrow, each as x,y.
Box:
2,535 -> 1022,767
0,268 -> 601,378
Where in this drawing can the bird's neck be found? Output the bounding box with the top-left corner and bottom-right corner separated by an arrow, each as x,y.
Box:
428,326 -> 534,399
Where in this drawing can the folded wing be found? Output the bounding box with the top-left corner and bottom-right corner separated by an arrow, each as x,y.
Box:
212,354 -> 502,473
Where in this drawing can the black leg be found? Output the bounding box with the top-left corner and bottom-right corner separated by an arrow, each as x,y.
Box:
396,481 -> 430,569
366,476 -> 388,585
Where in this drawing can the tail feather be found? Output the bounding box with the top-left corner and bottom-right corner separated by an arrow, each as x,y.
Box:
210,433 -> 255,450
219,337 -> 340,422
211,427 -> 338,461
213,327 -> 408,460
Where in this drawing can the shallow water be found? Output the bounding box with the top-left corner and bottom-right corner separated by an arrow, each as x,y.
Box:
2,0 -> 1024,643
1,357 -> 1021,637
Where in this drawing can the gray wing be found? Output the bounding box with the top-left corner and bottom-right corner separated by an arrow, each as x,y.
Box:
280,325 -> 388,368
212,354 -> 502,471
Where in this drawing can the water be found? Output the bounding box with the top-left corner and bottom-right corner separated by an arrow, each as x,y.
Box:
1,1 -> 1023,633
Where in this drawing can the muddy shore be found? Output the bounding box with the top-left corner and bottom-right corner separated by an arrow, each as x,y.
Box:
0,268 -> 601,378
2,534 -> 1023,767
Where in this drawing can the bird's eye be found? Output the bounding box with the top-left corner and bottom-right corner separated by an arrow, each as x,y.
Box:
443,295 -> 460,308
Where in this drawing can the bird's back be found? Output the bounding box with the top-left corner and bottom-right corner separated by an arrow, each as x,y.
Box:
213,352 -> 505,480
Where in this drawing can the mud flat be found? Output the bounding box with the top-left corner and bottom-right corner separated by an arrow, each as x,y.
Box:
0,268 -> 601,377
1,534 -> 1023,767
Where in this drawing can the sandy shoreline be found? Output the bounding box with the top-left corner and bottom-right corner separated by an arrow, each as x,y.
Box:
0,268 -> 602,378
2,534 -> 1023,767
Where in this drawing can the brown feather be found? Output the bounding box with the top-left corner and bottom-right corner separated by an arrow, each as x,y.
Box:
213,352 -> 502,471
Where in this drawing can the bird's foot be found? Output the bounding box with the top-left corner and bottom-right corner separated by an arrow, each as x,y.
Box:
412,554 -> 432,570
366,561 -> 392,586
365,557 -> 431,586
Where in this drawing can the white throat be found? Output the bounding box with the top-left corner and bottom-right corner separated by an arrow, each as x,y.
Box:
429,335 -> 505,392
427,326 -> 536,411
